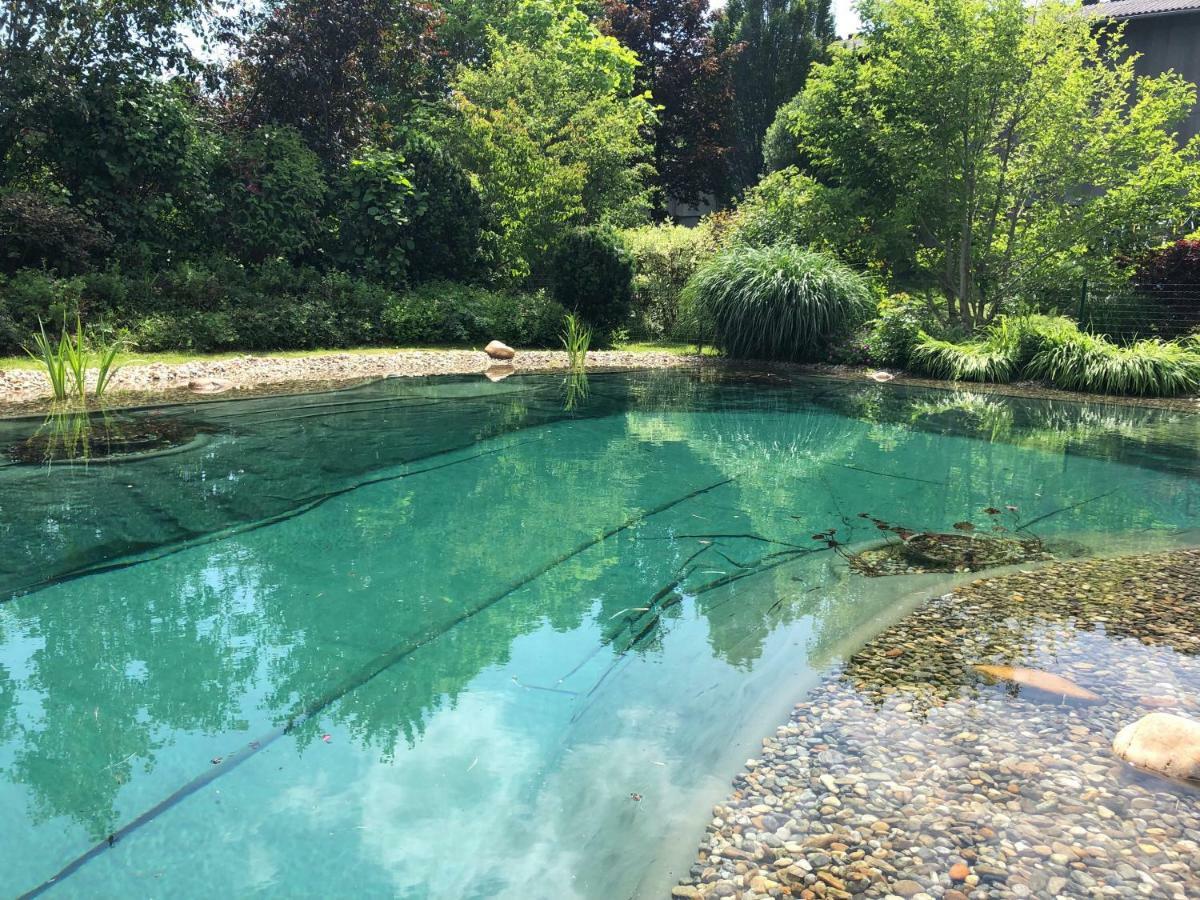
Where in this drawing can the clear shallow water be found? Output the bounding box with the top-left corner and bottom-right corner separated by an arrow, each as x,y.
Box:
0,370 -> 1197,898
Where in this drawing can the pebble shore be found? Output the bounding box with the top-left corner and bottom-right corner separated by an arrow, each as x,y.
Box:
674,550 -> 1200,900
0,348 -> 701,406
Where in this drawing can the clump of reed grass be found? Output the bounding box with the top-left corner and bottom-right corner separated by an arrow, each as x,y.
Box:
682,243 -> 872,361
561,312 -> 591,372
1027,335 -> 1200,397
24,316 -> 124,402
910,335 -> 1017,383
911,313 -> 1200,397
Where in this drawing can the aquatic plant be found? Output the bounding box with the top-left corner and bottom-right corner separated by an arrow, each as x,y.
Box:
25,317 -> 125,402
812,507 -> 1052,576
561,312 -> 591,372
27,319 -> 73,401
682,244 -> 872,361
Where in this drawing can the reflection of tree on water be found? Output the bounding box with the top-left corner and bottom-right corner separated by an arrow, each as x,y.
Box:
3,557 -> 268,839
814,379 -> 1200,476
2,370 -> 1198,853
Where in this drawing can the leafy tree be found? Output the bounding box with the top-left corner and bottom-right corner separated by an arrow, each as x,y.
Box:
600,0 -> 734,205
213,125 -> 327,264
0,191 -> 112,274
227,0 -> 440,163
0,0 -> 221,173
778,0 -> 1200,328
713,0 -> 834,194
401,134 -> 484,282
33,78 -> 219,251
438,0 -> 655,279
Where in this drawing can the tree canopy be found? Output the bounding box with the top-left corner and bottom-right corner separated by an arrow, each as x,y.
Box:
768,0 -> 1200,325
601,0 -> 735,205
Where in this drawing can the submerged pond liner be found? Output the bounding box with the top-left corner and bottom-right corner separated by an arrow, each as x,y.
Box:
5,413 -> 212,465
1,370 -> 1199,897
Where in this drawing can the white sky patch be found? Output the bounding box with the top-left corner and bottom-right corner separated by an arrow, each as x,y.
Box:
708,0 -> 862,38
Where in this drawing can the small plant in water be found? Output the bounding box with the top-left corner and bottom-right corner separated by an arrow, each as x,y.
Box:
25,316 -> 125,403
561,313 -> 591,373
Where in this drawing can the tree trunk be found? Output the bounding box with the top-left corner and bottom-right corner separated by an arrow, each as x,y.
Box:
959,209 -> 974,331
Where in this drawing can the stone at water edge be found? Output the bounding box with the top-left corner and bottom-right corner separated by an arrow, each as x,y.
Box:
869,370 -> 895,382
971,664 -> 1101,702
484,340 -> 515,360
187,378 -> 231,394
483,364 -> 515,382
1112,712 -> 1200,781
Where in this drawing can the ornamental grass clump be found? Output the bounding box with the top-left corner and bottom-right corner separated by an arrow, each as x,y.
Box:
1027,335 -> 1200,397
683,244 -> 872,361
910,313 -> 1200,397
910,335 -> 1018,383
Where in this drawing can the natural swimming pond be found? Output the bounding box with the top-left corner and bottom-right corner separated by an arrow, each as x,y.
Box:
0,369 -> 1197,897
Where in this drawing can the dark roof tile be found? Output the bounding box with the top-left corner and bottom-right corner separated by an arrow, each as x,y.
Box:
1086,0 -> 1200,19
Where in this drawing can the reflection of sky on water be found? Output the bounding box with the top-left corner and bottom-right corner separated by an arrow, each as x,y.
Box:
0,371 -> 1197,896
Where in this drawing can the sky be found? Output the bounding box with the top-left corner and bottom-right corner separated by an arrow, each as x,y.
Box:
709,0 -> 863,39
833,0 -> 863,36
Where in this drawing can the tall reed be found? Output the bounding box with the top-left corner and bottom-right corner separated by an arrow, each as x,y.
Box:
24,317 -> 124,403
561,313 -> 592,372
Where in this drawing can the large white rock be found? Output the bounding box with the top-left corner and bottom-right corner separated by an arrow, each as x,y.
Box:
484,340 -> 515,360
1112,713 -> 1200,781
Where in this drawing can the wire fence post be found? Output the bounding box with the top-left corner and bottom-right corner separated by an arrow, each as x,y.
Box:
1076,277 -> 1089,326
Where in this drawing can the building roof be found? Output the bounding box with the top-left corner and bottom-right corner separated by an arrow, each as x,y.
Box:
1085,0 -> 1200,19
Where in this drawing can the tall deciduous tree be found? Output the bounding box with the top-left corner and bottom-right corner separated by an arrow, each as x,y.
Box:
227,0 -> 440,163
437,0 -> 655,279
0,0 -> 223,179
780,0 -> 1200,327
714,0 -> 834,194
600,0 -> 734,206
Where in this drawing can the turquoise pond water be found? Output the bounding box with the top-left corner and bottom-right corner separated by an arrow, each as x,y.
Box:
0,369 -> 1198,897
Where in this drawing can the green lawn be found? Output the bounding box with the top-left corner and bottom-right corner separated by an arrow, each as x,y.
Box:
0,340 -> 712,372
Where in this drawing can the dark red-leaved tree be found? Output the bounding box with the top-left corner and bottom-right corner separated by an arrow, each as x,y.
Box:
227,0 -> 441,163
602,0 -> 735,208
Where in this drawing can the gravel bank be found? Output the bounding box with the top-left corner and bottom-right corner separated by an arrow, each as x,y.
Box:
0,348 -> 701,406
674,550 -> 1200,900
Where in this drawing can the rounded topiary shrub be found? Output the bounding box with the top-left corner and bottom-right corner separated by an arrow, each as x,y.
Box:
545,227 -> 634,343
684,243 -> 872,361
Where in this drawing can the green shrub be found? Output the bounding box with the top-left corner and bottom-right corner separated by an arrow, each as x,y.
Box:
683,243 -> 872,361
382,282 -> 566,347
214,125 -> 327,264
544,227 -> 634,343
0,191 -> 113,275
621,224 -> 715,339
0,270 -> 89,353
133,311 -> 242,352
863,292 -> 943,367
